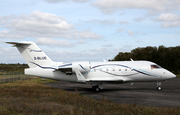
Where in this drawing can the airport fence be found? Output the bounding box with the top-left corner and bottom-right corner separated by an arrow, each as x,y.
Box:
0,71 -> 35,84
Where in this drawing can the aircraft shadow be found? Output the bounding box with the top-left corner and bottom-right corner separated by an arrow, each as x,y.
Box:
61,86 -> 155,94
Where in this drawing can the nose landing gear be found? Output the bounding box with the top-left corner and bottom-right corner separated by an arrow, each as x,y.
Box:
157,82 -> 162,91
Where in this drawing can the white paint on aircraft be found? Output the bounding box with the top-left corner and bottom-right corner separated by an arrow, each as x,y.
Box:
6,41 -> 176,91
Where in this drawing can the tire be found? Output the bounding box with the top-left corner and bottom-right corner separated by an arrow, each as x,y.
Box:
157,86 -> 162,91
95,87 -> 100,92
92,86 -> 96,90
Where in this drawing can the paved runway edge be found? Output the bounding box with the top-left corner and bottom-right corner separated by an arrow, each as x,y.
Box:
45,78 -> 180,108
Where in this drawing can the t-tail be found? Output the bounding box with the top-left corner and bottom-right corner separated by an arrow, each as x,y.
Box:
6,41 -> 54,68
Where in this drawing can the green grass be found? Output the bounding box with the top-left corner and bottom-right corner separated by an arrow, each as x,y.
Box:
0,79 -> 179,115
0,74 -> 25,79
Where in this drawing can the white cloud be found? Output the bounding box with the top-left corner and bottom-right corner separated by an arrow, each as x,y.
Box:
0,30 -> 8,38
119,12 -> 125,15
81,19 -> 115,25
36,38 -> 75,48
157,13 -> 180,21
72,0 -> 90,2
92,0 -> 180,14
156,13 -> 180,27
142,32 -> 147,35
123,45 -> 131,48
126,31 -> 145,36
126,30 -> 134,36
77,40 -> 86,44
3,40 -> 132,63
116,29 -> 145,36
45,0 -> 66,3
0,45 -> 25,63
0,11 -> 103,40
119,21 -> 129,25
44,0 -> 90,3
44,47 -> 121,62
135,40 -> 143,43
133,17 -> 145,22
161,21 -> 180,28
102,44 -> 113,47
116,28 -> 124,33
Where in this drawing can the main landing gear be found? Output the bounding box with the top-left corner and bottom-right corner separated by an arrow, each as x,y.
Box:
92,85 -> 103,92
157,82 -> 162,91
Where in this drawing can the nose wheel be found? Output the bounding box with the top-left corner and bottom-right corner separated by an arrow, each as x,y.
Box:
157,82 -> 162,91
157,86 -> 162,90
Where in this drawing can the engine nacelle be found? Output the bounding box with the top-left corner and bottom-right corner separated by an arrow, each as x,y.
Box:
72,61 -> 91,73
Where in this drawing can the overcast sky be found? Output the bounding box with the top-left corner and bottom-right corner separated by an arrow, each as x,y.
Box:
1,0 -> 180,63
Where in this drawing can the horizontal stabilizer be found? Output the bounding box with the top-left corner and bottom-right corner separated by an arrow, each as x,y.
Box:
6,42 -> 31,47
6,42 -> 31,45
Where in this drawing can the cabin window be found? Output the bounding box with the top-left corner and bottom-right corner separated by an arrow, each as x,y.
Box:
113,68 -> 115,71
125,69 -> 127,71
119,69 -> 121,71
94,69 -> 96,72
151,65 -> 161,69
106,68 -> 109,71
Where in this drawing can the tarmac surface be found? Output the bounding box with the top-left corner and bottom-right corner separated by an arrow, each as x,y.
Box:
45,78 -> 180,108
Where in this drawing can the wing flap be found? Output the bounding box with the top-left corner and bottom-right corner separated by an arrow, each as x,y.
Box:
6,42 -> 31,47
55,68 -> 72,75
54,63 -> 73,75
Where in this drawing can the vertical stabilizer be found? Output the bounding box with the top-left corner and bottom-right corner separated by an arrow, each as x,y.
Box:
6,41 -> 54,68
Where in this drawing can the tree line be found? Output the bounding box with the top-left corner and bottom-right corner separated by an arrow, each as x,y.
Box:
111,45 -> 180,74
0,63 -> 28,72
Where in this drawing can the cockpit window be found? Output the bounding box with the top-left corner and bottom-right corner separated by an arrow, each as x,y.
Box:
151,65 -> 161,69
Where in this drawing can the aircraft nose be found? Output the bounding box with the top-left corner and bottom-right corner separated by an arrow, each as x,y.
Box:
171,73 -> 176,78
167,71 -> 176,79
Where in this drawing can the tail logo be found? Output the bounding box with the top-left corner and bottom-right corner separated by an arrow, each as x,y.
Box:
28,48 -> 42,52
34,56 -> 47,60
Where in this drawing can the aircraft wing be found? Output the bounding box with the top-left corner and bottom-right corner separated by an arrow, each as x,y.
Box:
54,63 -> 73,75
55,65 -> 124,83
74,68 -> 124,84
6,42 -> 31,47
56,67 -> 72,75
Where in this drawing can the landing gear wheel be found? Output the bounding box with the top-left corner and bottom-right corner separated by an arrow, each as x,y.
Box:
157,82 -> 162,91
92,86 -> 96,90
95,87 -> 100,92
157,86 -> 162,91
92,85 -> 103,92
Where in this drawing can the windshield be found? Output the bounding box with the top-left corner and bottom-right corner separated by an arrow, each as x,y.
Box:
151,65 -> 161,69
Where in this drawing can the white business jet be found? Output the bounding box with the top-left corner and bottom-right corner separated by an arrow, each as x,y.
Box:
7,41 -> 176,91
